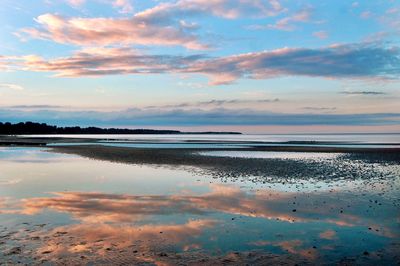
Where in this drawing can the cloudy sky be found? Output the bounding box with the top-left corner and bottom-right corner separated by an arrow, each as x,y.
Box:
0,0 -> 399,133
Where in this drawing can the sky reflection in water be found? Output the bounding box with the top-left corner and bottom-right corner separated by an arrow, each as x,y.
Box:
0,147 -> 399,264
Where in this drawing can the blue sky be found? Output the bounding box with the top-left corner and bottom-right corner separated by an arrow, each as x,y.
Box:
0,0 -> 399,133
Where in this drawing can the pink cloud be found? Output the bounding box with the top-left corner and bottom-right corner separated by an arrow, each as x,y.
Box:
4,43 -> 400,84
112,0 -> 133,14
18,47 -> 205,77
19,1 -> 285,49
250,7 -> 312,31
18,13 -> 206,49
66,0 -> 133,13
187,43 -> 400,84
360,11 -> 372,19
136,0 -> 285,21
386,8 -> 398,14
313,30 -> 328,39
66,0 -> 85,7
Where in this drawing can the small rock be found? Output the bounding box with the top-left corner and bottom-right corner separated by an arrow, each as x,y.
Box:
6,247 -> 22,255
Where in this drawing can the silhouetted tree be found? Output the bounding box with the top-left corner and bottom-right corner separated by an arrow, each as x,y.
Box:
0,121 -> 241,135
0,121 -> 180,135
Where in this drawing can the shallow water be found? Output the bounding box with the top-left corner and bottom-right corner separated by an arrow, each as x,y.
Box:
0,147 -> 399,265
48,142 -> 250,149
21,133 -> 400,144
47,141 -> 400,149
19,132 -> 400,150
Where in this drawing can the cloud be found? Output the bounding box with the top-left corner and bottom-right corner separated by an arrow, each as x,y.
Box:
268,7 -> 312,31
190,43 -> 400,84
339,91 -> 387,95
0,178 -> 21,186
135,0 -> 285,21
66,0 -> 133,13
18,1 -> 284,49
198,98 -> 280,105
1,99 -> 280,112
302,107 -> 336,112
0,83 -> 24,91
18,47 -> 206,76
7,43 -> 400,84
18,13 -> 207,50
360,11 -> 372,19
0,106 -> 399,127
112,0 -> 133,13
312,31 -> 328,39
66,0 -> 85,7
378,7 -> 400,30
5,104 -> 65,109
0,55 -> 20,71
145,98 -> 280,109
249,7 -> 312,31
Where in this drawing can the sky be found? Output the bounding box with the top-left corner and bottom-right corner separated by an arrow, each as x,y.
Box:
0,0 -> 399,133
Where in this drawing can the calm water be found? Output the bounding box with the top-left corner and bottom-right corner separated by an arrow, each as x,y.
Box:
48,142 -> 400,149
48,142 -> 250,149
0,147 -> 399,264
26,133 -> 400,150
21,133 -> 400,144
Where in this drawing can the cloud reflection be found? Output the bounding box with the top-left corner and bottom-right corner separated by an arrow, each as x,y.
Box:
1,184 -> 399,264
15,184 -> 397,233
29,219 -> 216,265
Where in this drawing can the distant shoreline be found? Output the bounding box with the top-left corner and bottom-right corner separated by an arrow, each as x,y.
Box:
0,121 -> 242,135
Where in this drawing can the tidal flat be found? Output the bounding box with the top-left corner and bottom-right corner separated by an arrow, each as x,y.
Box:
0,135 -> 399,265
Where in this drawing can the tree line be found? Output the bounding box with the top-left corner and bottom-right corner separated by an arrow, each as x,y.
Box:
0,122 -> 180,135
0,121 -> 241,135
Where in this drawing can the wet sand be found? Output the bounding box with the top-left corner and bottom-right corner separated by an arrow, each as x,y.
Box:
48,145 -> 399,183
2,221 -> 398,266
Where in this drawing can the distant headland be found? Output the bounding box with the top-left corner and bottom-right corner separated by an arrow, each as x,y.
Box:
0,122 -> 241,135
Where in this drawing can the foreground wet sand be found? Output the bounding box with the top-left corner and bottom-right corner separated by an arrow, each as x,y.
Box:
2,182 -> 399,265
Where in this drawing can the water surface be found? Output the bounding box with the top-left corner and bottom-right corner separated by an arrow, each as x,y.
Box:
0,147 -> 399,264
21,133 -> 400,144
